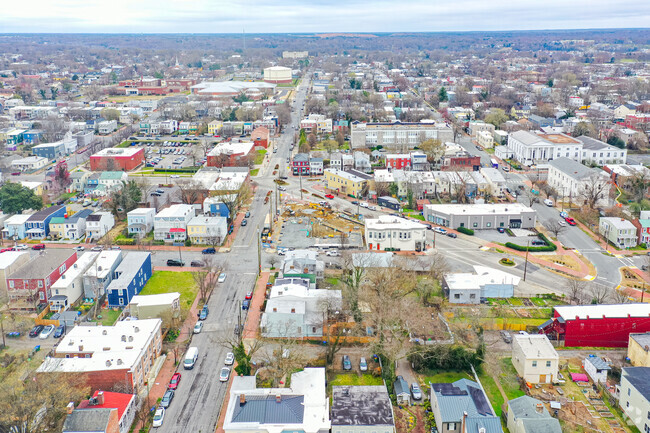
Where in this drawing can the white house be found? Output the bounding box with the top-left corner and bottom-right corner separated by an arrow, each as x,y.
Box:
547,157 -> 611,207
309,157 -> 324,175
49,252 -> 100,312
153,204 -> 195,242
85,212 -> 115,242
480,167 -> 507,197
260,278 -> 342,338
223,368 -> 330,433
365,215 -> 427,252
577,135 -> 627,166
82,250 -> 123,298
98,119 -> 118,135
507,130 -> 583,166
584,356 -> 611,384
619,367 -> 650,433
477,130 -> 494,149
127,208 -> 156,238
443,265 -> 520,304
599,217 -> 638,249
11,156 -> 48,171
512,334 -> 559,384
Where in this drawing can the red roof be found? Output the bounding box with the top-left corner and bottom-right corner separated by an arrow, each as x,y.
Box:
77,390 -> 135,421
169,228 -> 186,233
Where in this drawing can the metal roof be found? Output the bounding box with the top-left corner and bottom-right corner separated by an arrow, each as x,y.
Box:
231,395 -> 304,424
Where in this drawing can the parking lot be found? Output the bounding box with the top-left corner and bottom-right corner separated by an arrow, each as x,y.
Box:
473,228 -> 544,246
141,140 -> 202,170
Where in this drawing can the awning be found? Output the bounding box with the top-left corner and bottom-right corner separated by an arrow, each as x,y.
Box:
169,228 -> 186,233
538,319 -> 554,330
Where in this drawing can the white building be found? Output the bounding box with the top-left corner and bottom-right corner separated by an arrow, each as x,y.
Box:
11,156 -> 48,171
98,119 -> 118,135
443,265 -> 520,304
599,217 -> 638,249
424,203 -> 536,230
300,114 -> 332,134
223,368 -> 330,433
365,215 -> 427,252
310,157 -> 324,175
512,334 -> 559,384
350,121 -> 454,150
127,208 -> 156,238
619,367 -> 650,433
577,135 -> 627,166
507,130 -> 583,166
49,252 -> 100,312
153,204 -> 195,242
584,356 -> 611,384
547,158 -> 611,207
83,250 -> 123,298
85,212 -> 115,242
260,278 -> 342,338
479,167 -> 507,197
263,66 -> 292,83
477,130 -> 494,148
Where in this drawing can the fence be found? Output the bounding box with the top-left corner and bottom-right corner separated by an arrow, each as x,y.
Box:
34,305 -> 60,327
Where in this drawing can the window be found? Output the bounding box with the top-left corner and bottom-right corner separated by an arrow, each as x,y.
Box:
119,298 -> 124,306
447,423 -> 456,430
291,308 -> 296,313
59,264 -> 67,274
627,401 -> 630,408
629,388 -> 631,396
454,294 -> 460,299
532,361 -> 537,367
470,294 -> 476,299
546,361 -> 551,367
39,292 -> 44,300
473,222 -> 478,228
8,281 -> 13,288
38,280 -> 43,288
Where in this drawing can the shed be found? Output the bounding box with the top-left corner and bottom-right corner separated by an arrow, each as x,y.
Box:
393,375 -> 411,405
584,355 -> 611,384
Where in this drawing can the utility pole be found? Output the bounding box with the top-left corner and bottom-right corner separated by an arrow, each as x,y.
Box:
299,169 -> 303,200
523,239 -> 530,281
178,244 -> 183,264
268,194 -> 273,232
257,228 -> 261,276
237,300 -> 242,343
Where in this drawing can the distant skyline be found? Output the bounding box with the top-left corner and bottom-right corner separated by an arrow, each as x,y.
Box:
2,0 -> 650,34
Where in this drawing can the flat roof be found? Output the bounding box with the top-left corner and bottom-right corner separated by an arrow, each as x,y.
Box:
0,251 -> 29,269
365,215 -> 426,231
130,292 -> 179,307
555,303 -> 650,320
84,250 -> 122,279
92,147 -> 142,157
332,386 -> 394,426
513,334 -> 558,359
425,203 -> 533,216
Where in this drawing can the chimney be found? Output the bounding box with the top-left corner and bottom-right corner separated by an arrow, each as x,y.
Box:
97,391 -> 105,405
66,402 -> 74,414
240,394 -> 246,405
536,403 -> 544,413
276,394 -> 282,403
461,411 -> 468,433
78,345 -> 83,351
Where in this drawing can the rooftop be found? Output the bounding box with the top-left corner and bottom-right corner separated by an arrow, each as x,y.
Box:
576,135 -> 621,151
365,215 -> 426,231
548,157 -> 600,181
76,390 -> 135,421
51,252 -> 99,289
630,332 -> 650,349
208,141 -> 254,157
155,204 -> 195,218
127,207 -> 156,216
84,250 -> 122,279
62,408 -> 115,433
331,386 -> 394,427
9,249 -> 76,280
0,251 -> 29,269
130,292 -> 180,307
585,355 -> 611,371
425,203 -> 533,216
538,133 -> 581,144
108,252 -> 150,289
555,303 -> 650,320
622,367 -> 650,401
325,168 -> 372,182
430,379 -> 500,432
26,204 -> 65,222
92,147 -> 142,157
513,334 -> 558,360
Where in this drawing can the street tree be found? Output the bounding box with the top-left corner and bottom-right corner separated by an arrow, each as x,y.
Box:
484,108 -> 508,128
0,182 -> 43,214
100,108 -> 120,121
546,219 -> 566,238
192,256 -> 222,303
213,181 -> 253,223
419,138 -> 445,164
176,180 -> 205,205
579,174 -> 610,209
565,278 -> 587,304
336,130 -> 345,148
590,284 -> 610,304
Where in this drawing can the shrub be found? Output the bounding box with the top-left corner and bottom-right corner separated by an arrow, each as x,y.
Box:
457,226 -> 474,235
184,238 -> 192,247
505,234 -> 557,252
115,237 -> 136,245
499,258 -> 515,266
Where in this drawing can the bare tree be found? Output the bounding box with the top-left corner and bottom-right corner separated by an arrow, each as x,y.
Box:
176,180 -> 205,205
192,256 -> 222,303
213,181 -> 253,223
258,322 -> 308,387
590,284 -> 610,305
565,278 -> 587,304
580,174 -> 611,209
546,219 -> 566,238
611,288 -> 632,304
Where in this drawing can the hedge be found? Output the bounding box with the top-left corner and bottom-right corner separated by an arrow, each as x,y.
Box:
153,167 -> 200,174
505,233 -> 557,252
115,238 -> 136,245
457,227 -> 474,235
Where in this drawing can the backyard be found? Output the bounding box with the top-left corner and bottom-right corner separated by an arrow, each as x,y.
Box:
139,271 -> 198,311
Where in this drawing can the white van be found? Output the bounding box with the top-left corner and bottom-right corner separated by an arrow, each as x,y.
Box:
543,199 -> 554,207
183,347 -> 199,370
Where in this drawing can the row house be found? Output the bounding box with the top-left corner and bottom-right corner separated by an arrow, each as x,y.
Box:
106,252 -> 152,308
25,205 -> 67,239
300,114 -> 332,134
85,212 -> 116,242
127,208 -> 156,238
292,153 -> 310,175
153,204 -> 195,242
49,209 -> 93,240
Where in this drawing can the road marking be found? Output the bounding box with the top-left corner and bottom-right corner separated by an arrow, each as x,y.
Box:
584,275 -> 596,281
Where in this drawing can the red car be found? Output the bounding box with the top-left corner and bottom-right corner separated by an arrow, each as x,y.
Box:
0,248 -> 12,253
32,244 -> 46,250
565,217 -> 577,226
245,291 -> 253,300
325,194 -> 335,199
168,372 -> 181,390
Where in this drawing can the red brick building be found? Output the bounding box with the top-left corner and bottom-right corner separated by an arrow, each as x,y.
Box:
539,304 -> 650,348
206,141 -> 255,167
7,249 -> 77,312
386,154 -> 411,170
251,126 -> 270,149
441,153 -> 481,171
90,147 -> 145,171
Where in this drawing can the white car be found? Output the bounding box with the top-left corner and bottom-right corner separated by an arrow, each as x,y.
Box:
152,407 -> 165,427
326,250 -> 340,257
73,246 -> 85,252
13,245 -> 28,250
433,227 -> 447,234
39,324 -> 55,339
218,273 -> 227,283
170,175 -> 180,179
193,321 -> 204,334
225,352 -> 235,365
557,220 -> 567,227
219,367 -> 231,382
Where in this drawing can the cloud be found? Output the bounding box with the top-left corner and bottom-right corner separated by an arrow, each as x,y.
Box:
1,0 -> 650,33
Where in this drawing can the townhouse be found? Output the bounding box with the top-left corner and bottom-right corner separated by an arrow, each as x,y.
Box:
599,217 -> 638,249
25,204 -> 67,239
300,114 -> 332,134
324,168 -> 372,198
85,212 -> 116,242
153,204 -> 195,242
187,216 -> 227,245
127,208 -> 156,238
511,334 -> 559,384
83,251 -> 123,298
49,252 -> 100,312
2,214 -> 31,240
49,209 -> 93,240
106,252 -> 152,308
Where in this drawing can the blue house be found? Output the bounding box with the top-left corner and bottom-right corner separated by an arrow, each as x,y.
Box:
106,252 -> 152,308
32,140 -> 67,160
23,130 -> 43,145
25,205 -> 66,239
84,173 -> 101,195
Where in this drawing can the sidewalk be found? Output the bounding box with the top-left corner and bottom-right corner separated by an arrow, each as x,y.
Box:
574,217 -> 650,256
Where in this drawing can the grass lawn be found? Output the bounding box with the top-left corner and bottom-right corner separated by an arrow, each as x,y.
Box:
499,358 -> 526,400
97,308 -> 121,326
330,374 -> 383,387
530,297 -> 547,306
254,149 -> 267,165
117,141 -> 132,148
250,168 -> 259,176
419,370 -> 472,386
406,213 -> 425,221
325,277 -> 340,286
508,298 -> 524,306
478,371 -> 505,416
140,271 -> 198,311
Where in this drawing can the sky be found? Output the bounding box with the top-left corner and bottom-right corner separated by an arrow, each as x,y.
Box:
2,0 -> 650,33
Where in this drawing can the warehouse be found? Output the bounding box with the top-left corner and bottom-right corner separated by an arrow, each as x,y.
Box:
89,147 -> 144,171
423,203 -> 536,230
263,66 -> 292,83
539,304 -> 650,348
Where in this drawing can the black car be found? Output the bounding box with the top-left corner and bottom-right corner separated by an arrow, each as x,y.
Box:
29,325 -> 44,338
166,259 -> 185,267
447,232 -> 457,238
242,300 -> 250,310
53,325 -> 65,338
191,260 -> 205,267
199,305 -> 209,320
202,247 -> 216,254
531,240 -> 546,246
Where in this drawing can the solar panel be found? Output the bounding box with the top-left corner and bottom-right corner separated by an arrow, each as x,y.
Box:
432,383 -> 468,396
468,386 -> 492,416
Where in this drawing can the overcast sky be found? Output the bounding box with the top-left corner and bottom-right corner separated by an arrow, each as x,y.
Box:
2,0 -> 650,33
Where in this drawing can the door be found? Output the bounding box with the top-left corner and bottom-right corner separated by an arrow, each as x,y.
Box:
539,374 -> 546,383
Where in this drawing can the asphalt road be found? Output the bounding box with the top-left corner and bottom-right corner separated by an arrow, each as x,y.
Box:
156,76 -> 312,433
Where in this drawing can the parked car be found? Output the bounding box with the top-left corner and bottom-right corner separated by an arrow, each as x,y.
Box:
168,373 -> 181,390
326,250 -> 340,257
531,239 -> 546,246
152,407 -> 165,427
39,325 -> 55,339
53,325 -> 65,338
199,305 -> 209,320
325,194 -> 335,199
218,273 -> 227,283
13,244 -> 28,250
193,321 -> 204,334
160,389 -> 174,408
446,232 -> 457,238
242,300 -> 250,310
202,247 -> 216,254
433,227 -> 447,234
565,217 -> 577,226
557,220 -> 567,227
225,352 -> 235,365
73,246 -> 85,251
500,330 -> 512,343
359,357 -> 368,371
32,244 -> 46,250
245,291 -> 253,300
411,383 -> 422,400
497,227 -> 506,233
29,325 -> 44,338
91,246 -> 103,252
190,260 -> 205,267
342,355 -> 352,370
245,211 -> 250,218
167,259 -> 185,267
241,219 -> 247,226
219,367 -> 231,382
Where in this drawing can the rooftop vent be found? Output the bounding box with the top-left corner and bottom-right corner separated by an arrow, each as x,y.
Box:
276,394 -> 282,403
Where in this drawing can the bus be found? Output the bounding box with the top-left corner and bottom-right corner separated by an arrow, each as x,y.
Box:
490,158 -> 499,169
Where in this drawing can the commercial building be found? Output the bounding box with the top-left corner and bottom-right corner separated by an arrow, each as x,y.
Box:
365,215 -> 427,252
547,158 -> 612,207
106,252 -> 152,308
619,367 -> 650,433
260,279 -> 341,338
37,319 -> 162,393
11,156 -> 48,171
423,203 -> 536,230
511,334 -> 558,384
263,66 -> 292,84
191,81 -> 276,98
443,265 -> 519,304
292,153 -> 310,175
223,368 -> 330,433
127,208 -> 156,238
506,396 -> 561,433
599,217 -> 638,249
331,386 -> 395,433
627,333 -> 650,367
90,147 -> 145,171
506,130 -> 583,166
350,121 -> 454,150
206,141 -> 255,167
324,168 -> 372,198
153,204 -> 195,242
540,303 -> 650,347
577,135 -> 627,166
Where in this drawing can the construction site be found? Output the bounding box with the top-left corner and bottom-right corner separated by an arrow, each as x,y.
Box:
274,201 -> 365,250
